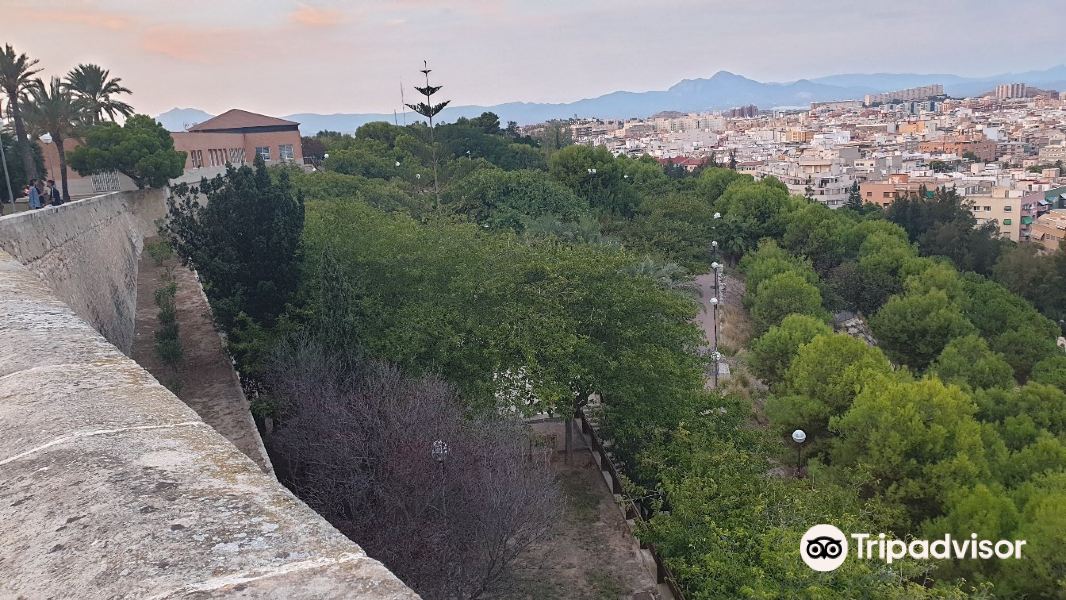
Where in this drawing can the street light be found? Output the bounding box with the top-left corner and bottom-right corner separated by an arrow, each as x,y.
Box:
711,350 -> 721,388
792,429 -> 806,476
710,261 -> 722,304
709,296 -> 720,388
0,98 -> 14,216
432,439 -> 448,462
432,439 -> 449,517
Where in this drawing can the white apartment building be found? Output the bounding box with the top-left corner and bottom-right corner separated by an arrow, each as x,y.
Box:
756,153 -> 855,208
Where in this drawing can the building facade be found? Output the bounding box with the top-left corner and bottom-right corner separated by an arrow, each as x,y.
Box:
995,83 -> 1028,100
37,109 -> 304,198
176,109 -> 303,170
1032,209 -> 1066,252
918,135 -> 998,162
864,84 -> 944,106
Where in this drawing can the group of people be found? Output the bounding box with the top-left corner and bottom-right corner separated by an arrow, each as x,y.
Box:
26,178 -> 63,210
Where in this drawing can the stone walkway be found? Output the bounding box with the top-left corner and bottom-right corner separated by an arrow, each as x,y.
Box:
130,240 -> 272,473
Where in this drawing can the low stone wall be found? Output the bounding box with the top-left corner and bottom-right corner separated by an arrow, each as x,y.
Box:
0,189 -> 167,354
0,250 -> 417,598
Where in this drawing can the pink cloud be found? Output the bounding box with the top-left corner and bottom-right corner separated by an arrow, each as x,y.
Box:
138,25 -> 260,63
289,3 -> 347,28
18,8 -> 134,31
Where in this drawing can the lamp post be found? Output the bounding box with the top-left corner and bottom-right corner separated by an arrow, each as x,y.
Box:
0,98 -> 14,216
711,350 -> 721,389
711,261 -> 721,305
431,439 -> 448,517
791,429 -> 806,476
710,296 -> 720,387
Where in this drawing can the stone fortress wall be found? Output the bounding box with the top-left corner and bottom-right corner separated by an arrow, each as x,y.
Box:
0,192 -> 417,598
0,189 -> 165,353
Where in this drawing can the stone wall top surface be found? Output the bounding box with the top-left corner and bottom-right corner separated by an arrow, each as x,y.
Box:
0,250 -> 417,598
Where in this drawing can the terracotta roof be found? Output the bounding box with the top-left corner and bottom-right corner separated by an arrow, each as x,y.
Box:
188,109 -> 298,132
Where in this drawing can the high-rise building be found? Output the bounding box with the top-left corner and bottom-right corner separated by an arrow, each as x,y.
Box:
727,105 -> 758,118
995,83 -> 1027,99
863,84 -> 944,106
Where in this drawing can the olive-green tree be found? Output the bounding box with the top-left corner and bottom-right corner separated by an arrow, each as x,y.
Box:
68,115 -> 186,189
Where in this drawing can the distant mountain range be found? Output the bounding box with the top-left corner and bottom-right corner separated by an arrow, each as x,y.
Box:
156,66 -> 1066,134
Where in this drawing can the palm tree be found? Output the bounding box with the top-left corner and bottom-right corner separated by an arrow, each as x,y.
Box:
0,44 -> 41,180
624,257 -> 701,299
65,64 -> 133,125
24,78 -> 82,202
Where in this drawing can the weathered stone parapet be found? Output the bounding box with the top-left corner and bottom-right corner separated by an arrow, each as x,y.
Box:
0,190 -> 166,354
0,251 -> 418,598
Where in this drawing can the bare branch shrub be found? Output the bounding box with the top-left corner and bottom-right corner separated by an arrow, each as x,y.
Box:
264,336 -> 561,599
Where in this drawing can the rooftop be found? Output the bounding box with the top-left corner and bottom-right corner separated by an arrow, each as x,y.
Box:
188,109 -> 299,132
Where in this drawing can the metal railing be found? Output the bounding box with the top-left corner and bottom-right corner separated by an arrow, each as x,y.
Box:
576,409 -> 687,600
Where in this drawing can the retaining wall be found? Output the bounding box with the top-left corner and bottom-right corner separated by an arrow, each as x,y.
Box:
0,248 -> 417,598
0,189 -> 166,354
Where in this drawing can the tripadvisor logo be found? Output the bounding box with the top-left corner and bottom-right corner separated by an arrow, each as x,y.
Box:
801,524 -> 848,571
800,524 -> 1026,572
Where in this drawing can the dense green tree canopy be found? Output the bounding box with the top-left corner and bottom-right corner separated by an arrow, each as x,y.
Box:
1030,355 -> 1066,392
831,377 -> 988,527
68,114 -> 186,188
164,156 -> 303,329
748,314 -> 832,387
750,271 -> 827,335
869,290 -> 976,370
767,333 -> 894,447
441,168 -> 589,233
931,335 -> 1014,391
548,144 -> 639,216
301,198 -> 703,469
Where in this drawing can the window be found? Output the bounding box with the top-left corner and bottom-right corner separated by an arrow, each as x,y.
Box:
90,171 -> 121,192
256,146 -> 271,161
984,206 -> 991,211
1003,205 -> 1012,212
1003,218 -> 1012,225
279,144 -> 295,162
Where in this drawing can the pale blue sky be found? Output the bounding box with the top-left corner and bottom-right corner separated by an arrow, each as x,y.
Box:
3,0 -> 1062,116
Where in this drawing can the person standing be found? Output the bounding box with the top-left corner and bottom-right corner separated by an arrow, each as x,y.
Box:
48,179 -> 62,206
27,178 -> 41,209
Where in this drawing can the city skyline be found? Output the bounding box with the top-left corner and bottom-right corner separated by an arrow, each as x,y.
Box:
3,0 -> 1064,117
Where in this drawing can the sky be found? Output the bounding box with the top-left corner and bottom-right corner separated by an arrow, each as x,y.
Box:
2,0 -> 1063,118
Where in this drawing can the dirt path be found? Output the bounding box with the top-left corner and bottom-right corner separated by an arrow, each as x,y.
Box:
492,421 -> 660,600
131,239 -> 272,473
